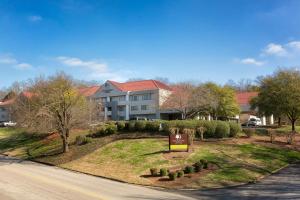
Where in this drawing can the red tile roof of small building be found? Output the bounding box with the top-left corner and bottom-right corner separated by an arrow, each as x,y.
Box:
78,86 -> 101,97
21,91 -> 34,98
236,92 -> 258,105
107,80 -> 172,92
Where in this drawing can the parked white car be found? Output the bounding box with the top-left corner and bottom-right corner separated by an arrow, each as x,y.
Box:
2,121 -> 17,127
247,118 -> 262,127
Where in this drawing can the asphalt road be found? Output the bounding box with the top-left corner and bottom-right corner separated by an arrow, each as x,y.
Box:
0,155 -> 194,200
1,155 -> 300,200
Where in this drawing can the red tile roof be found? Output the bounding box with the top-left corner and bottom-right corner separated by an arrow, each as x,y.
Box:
78,86 -> 101,97
21,91 -> 34,98
236,92 -> 258,105
107,80 -> 172,92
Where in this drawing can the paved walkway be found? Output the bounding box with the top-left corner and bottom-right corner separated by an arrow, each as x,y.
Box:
1,155 -> 300,200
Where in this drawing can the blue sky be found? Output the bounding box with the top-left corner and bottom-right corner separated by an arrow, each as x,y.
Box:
1,0 -> 300,88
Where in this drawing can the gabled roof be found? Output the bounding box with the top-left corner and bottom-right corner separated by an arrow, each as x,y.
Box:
21,91 -> 34,99
107,80 -> 172,92
78,86 -> 101,97
236,92 -> 258,105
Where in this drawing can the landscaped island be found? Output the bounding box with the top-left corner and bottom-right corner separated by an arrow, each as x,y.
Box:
1,121 -> 300,189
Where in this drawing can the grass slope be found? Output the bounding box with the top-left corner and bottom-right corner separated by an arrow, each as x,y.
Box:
1,127 -> 300,189
62,138 -> 300,188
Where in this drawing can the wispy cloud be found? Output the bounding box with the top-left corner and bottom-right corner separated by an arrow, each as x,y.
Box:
55,56 -> 129,81
262,43 -> 287,56
56,56 -> 107,73
287,41 -> 300,50
28,15 -> 43,22
235,58 -> 264,66
261,41 -> 300,57
0,54 -> 17,64
0,54 -> 33,70
15,63 -> 32,70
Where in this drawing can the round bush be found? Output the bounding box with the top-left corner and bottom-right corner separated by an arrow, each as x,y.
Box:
215,121 -> 230,138
228,122 -> 242,137
93,127 -> 106,137
200,159 -> 208,169
105,124 -> 118,135
168,172 -> 178,181
145,121 -> 161,132
161,121 -> 171,133
128,121 -> 136,131
75,135 -> 85,145
184,166 -> 194,174
150,168 -> 158,176
160,168 -> 168,176
177,170 -> 184,178
198,120 -> 217,138
135,121 -> 147,131
75,135 -> 92,145
116,121 -> 126,131
243,128 -> 255,137
194,162 -> 203,172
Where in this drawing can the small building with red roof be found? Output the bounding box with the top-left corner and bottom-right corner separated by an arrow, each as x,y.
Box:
235,91 -> 273,125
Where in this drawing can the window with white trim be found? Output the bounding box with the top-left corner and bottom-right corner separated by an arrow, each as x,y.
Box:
131,105 -> 138,111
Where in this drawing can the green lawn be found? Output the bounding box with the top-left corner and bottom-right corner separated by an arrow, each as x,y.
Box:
0,127 -> 89,160
275,125 -> 300,133
1,127 -> 300,189
62,138 -> 300,188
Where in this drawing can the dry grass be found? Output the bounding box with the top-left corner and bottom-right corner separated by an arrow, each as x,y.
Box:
61,136 -> 300,189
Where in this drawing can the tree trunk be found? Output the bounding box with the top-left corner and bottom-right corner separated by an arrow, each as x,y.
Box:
292,120 -> 296,132
277,117 -> 281,127
61,133 -> 69,153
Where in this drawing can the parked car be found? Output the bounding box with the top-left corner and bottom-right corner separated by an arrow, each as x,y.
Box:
247,118 -> 262,127
2,121 -> 17,127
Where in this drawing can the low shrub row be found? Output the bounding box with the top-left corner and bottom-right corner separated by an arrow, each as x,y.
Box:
162,120 -> 241,139
91,124 -> 118,137
149,159 -> 210,181
90,120 -> 242,139
75,135 -> 92,145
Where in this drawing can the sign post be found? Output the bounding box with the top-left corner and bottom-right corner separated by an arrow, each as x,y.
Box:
169,132 -> 189,152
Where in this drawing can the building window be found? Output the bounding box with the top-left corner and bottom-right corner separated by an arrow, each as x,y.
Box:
118,106 -> 125,111
119,96 -> 126,101
130,95 -> 139,101
141,105 -> 148,110
107,107 -> 112,111
131,106 -> 138,111
142,93 -> 152,100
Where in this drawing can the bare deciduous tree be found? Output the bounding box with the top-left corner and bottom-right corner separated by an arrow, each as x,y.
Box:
13,73 -> 89,153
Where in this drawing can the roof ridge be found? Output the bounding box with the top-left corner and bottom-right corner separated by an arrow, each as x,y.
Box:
152,80 -> 159,89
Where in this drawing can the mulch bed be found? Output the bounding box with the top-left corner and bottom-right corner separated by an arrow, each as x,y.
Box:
143,163 -> 218,188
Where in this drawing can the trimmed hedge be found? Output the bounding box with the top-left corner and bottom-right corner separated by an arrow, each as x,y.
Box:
215,121 -> 230,138
128,121 -> 136,131
145,121 -> 160,132
135,121 -> 147,131
228,122 -> 242,137
90,120 -> 241,139
116,121 -> 126,131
